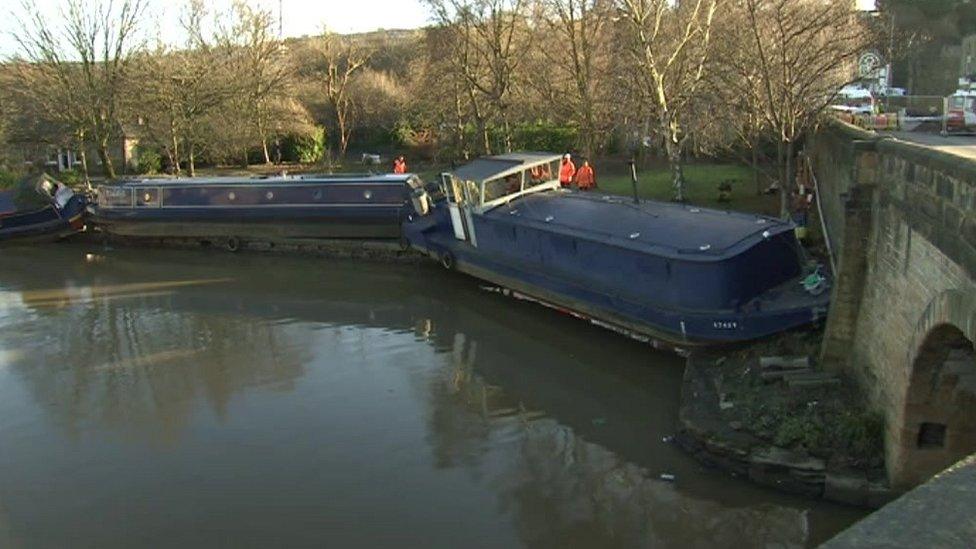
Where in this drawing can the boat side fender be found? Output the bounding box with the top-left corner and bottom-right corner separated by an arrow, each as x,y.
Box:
225,236 -> 241,252
440,251 -> 455,270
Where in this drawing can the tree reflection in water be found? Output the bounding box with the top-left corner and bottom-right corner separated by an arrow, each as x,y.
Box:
0,245 -> 861,547
422,326 -> 815,548
0,255 -> 308,445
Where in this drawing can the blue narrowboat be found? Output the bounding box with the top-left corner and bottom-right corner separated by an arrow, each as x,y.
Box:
402,152 -> 829,349
93,173 -> 426,243
0,178 -> 86,244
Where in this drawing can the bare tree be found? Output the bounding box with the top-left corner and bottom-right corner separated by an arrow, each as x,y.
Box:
617,0 -> 719,202
533,0 -> 613,159
312,33 -> 372,158
219,1 -> 296,165
134,0 -> 234,175
733,0 -> 868,216
426,0 -> 528,154
11,0 -> 147,179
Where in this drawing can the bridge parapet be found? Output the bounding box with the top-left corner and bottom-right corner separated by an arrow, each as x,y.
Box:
809,122 -> 976,490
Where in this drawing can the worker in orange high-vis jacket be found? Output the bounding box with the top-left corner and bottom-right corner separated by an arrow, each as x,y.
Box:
392,155 -> 407,174
558,153 -> 576,188
576,160 -> 596,190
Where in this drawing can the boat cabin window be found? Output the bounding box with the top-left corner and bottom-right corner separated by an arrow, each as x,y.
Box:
528,161 -> 558,186
483,173 -> 522,203
477,159 -> 561,207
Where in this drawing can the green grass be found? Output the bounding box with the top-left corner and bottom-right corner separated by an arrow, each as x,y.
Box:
0,169 -> 20,189
595,162 -> 781,217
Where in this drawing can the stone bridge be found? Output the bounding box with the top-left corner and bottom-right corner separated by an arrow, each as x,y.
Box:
809,122 -> 976,491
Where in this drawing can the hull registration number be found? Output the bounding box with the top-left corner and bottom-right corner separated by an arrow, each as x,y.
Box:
712,321 -> 738,330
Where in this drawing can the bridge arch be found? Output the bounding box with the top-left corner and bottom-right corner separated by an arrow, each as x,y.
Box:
888,290 -> 976,489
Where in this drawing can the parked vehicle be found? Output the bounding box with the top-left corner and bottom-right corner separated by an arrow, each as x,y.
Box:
830,85 -> 876,115
945,89 -> 976,134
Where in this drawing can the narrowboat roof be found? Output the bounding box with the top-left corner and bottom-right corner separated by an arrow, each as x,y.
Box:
484,191 -> 795,261
108,173 -> 417,187
453,152 -> 562,183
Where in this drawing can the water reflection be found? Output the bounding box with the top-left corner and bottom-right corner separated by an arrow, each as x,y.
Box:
425,336 -> 810,547
0,245 -> 863,547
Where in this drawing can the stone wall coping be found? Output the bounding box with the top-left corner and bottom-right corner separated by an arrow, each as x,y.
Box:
825,118 -> 976,186
826,118 -> 879,142
822,454 -> 976,548
877,139 -> 976,186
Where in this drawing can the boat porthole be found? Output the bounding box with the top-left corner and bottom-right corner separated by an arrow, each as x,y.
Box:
228,192 -> 236,201
143,192 -> 152,202
363,190 -> 373,200
440,252 -> 455,270
266,191 -> 274,200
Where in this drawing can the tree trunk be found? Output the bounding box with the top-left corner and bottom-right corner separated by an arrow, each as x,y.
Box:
188,143 -> 196,177
501,110 -> 512,154
98,139 -> 116,179
752,143 -> 760,195
261,138 -> 271,165
781,140 -> 795,219
667,142 -> 685,202
242,148 -> 249,168
79,149 -> 91,191
664,117 -> 685,202
453,84 -> 469,160
337,105 -> 352,158
171,131 -> 181,176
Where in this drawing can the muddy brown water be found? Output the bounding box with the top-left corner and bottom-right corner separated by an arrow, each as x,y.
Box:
0,244 -> 867,548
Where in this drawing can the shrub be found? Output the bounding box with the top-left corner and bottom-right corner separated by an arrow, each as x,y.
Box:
0,169 -> 19,189
283,127 -> 326,164
832,411 -> 885,466
513,121 -> 578,153
135,146 -> 162,175
55,169 -> 85,186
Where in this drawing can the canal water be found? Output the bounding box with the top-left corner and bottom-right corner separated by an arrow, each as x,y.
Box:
0,245 -> 866,548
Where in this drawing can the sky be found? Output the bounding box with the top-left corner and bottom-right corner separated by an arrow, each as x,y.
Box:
0,0 -> 877,58
0,0 -> 432,57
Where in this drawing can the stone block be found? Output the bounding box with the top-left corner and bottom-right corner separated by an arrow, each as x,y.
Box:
944,204 -> 963,231
824,468 -> 869,506
937,175 -> 955,201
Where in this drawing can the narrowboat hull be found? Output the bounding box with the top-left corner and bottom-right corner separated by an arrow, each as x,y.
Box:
92,175 -> 422,241
404,196 -> 829,349
0,196 -> 87,245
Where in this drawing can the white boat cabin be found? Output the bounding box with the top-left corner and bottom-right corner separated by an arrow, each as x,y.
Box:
438,152 -> 564,244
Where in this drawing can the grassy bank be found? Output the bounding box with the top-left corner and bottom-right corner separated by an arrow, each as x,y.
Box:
594,161 -> 781,217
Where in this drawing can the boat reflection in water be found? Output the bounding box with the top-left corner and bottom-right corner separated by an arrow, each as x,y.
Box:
0,246 -> 864,547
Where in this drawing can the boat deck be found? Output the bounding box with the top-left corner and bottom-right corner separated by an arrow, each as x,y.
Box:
484,191 -> 792,260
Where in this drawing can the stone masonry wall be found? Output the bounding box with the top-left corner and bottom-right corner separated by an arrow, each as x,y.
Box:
810,122 -> 976,489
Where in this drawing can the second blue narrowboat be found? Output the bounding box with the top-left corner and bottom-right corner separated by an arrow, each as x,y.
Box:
402,152 -> 830,349
0,177 -> 86,245
93,173 -> 426,243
